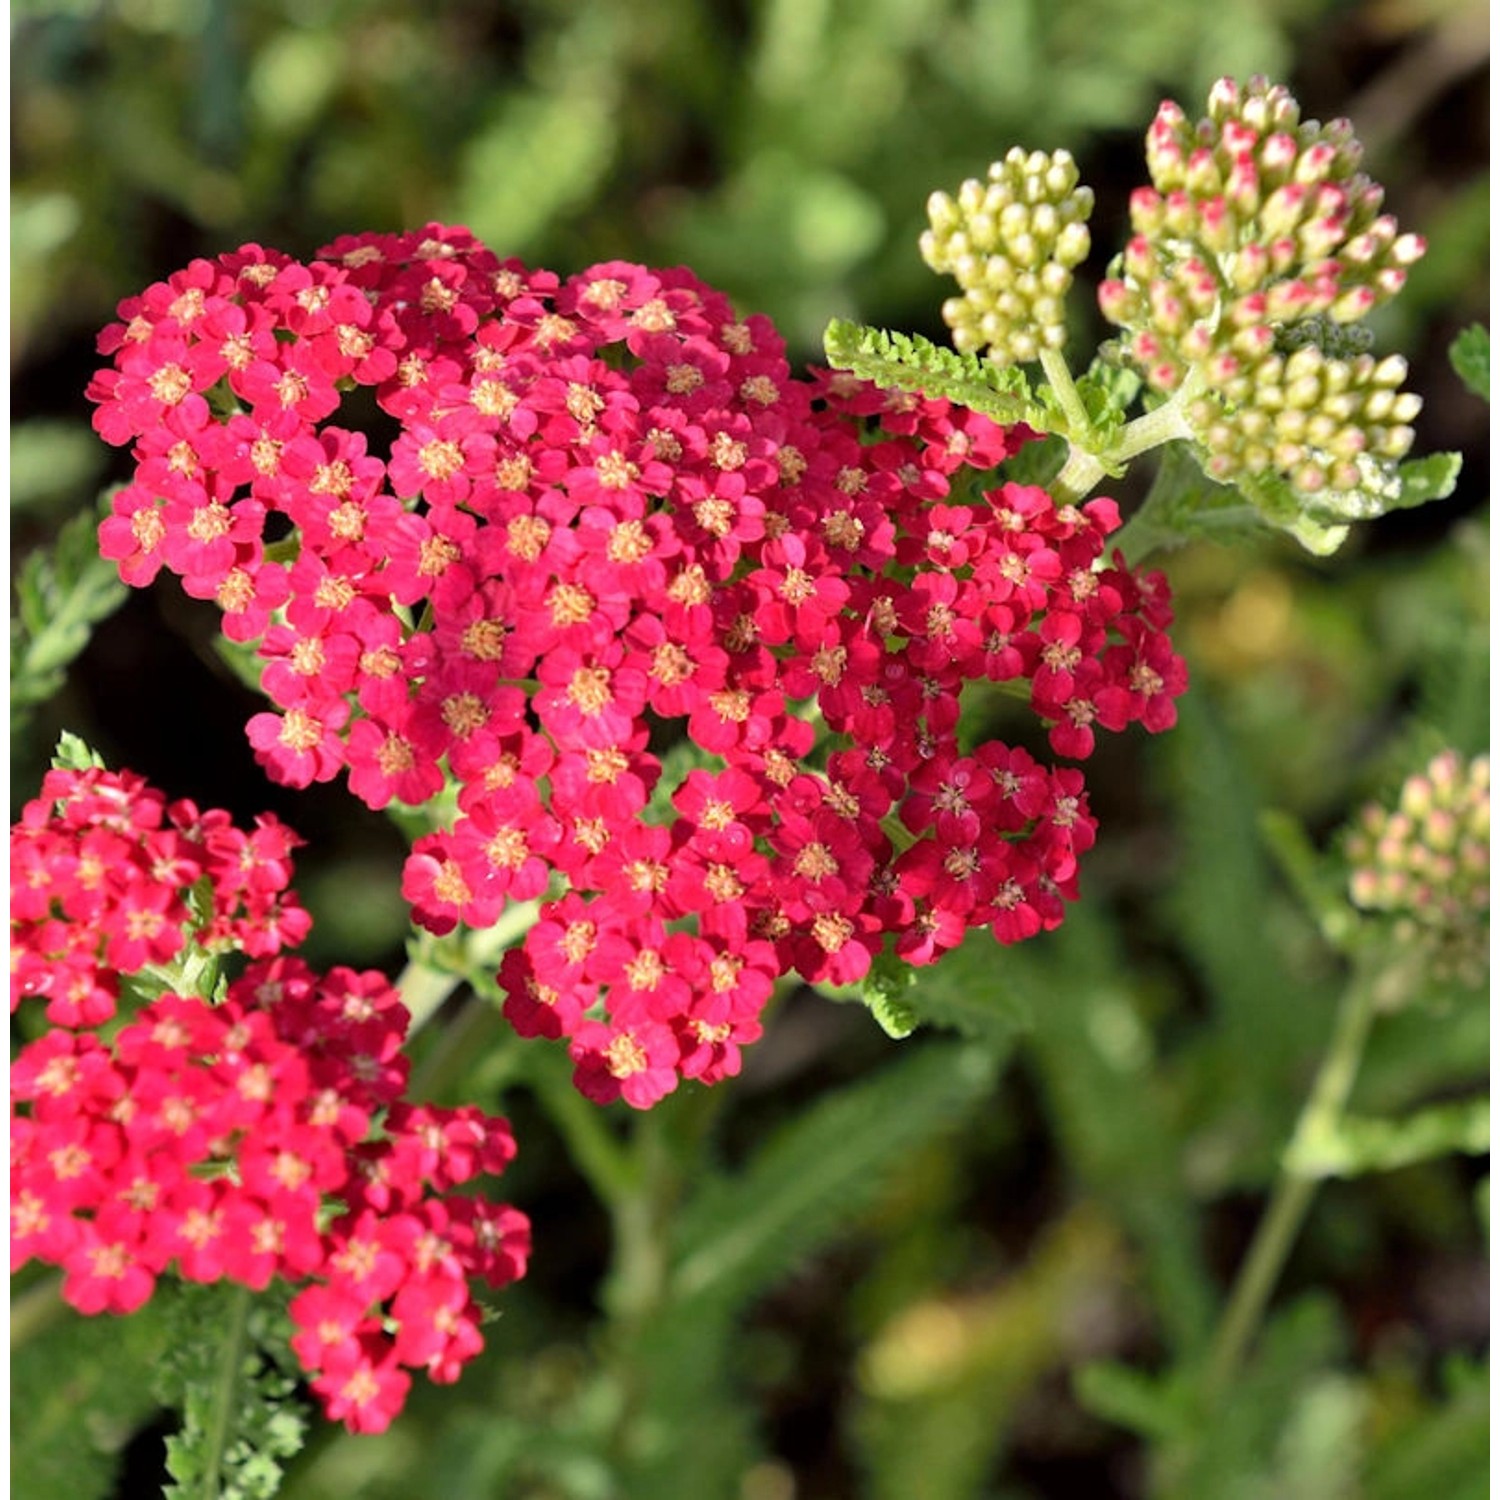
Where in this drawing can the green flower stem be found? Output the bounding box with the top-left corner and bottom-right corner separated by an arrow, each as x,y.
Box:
408,992 -> 512,1100
1050,445 -> 1109,506
528,1050 -> 640,1214
1048,368 -> 1198,510
1109,382 -> 1197,466
201,1284 -> 253,1500
1038,348 -> 1091,437
394,899 -> 541,1038
1204,959 -> 1381,1398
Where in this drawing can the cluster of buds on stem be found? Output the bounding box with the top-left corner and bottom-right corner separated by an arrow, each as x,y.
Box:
1098,75 -> 1426,495
921,148 -> 1093,365
1345,750 -> 1489,988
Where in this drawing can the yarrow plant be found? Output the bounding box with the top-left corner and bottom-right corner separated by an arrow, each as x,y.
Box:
81,223 -> 1187,1108
11,73 -> 1479,1495
10,757 -> 529,1434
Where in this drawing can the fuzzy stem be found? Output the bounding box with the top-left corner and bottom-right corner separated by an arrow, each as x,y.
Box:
1109,384 -> 1196,465
1049,445 -> 1108,505
1038,348 -> 1090,436
1204,961 -> 1380,1397
201,1284 -> 253,1500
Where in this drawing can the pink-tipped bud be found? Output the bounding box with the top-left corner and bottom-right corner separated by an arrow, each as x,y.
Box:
1129,187 -> 1166,235
1374,267 -> 1408,298
1261,183 -> 1309,238
1198,197 -> 1234,253
1206,77 -> 1240,119
1123,236 -> 1157,281
1260,132 -> 1299,175
1294,141 -> 1338,185
1391,233 -> 1426,266
1185,147 -> 1223,196
1097,279 -> 1134,323
1163,190 -> 1197,237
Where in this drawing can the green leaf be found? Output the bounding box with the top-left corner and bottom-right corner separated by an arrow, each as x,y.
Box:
51,729 -> 107,773
867,983 -> 919,1039
1074,1360 -> 1189,1441
822,320 -> 1045,430
670,1040 -> 1004,1311
1166,1296 -> 1349,1499
1385,451 -> 1462,512
1448,325 -> 1489,402
11,498 -> 129,734
155,1283 -> 308,1500
1288,1097 -> 1489,1180
905,929 -> 1033,1043
1365,1357 -> 1489,1500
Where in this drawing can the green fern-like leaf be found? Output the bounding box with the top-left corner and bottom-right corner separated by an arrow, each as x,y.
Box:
1289,1097 -> 1489,1179
904,929 -> 1033,1043
670,1039 -> 1005,1312
822,319 -> 1045,429
11,498 -> 128,734
155,1283 -> 308,1500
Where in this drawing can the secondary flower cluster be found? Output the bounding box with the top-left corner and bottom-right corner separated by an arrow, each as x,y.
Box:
10,764 -> 309,1027
85,229 -> 1187,1108
1345,749 -> 1489,988
10,773 -> 530,1434
1097,74 -> 1425,495
921,147 -> 1095,365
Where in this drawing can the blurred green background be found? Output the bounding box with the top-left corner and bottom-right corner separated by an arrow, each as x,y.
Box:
10,1 -> 1490,1497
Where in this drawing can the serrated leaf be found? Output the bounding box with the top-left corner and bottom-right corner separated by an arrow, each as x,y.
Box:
905,930 -> 1032,1043
867,985 -> 919,1039
822,319 -> 1045,430
1386,451 -> 1462,512
51,729 -> 107,772
1448,325 -> 1488,402
670,1040 -> 1004,1310
155,1283 -> 308,1500
11,499 -> 129,733
1289,1097 -> 1489,1179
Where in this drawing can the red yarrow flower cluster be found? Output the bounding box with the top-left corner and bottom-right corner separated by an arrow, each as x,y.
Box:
86,229 -> 1188,1109
11,764 -> 310,1026
10,772 -> 530,1434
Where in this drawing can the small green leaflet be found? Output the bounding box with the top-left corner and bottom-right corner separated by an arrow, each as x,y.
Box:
822,320 -> 1045,429
11,498 -> 129,732
1449,325 -> 1488,402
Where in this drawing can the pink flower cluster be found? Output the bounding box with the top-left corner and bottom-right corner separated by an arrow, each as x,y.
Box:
85,227 -> 1188,1109
10,765 -> 310,1026
10,772 -> 530,1434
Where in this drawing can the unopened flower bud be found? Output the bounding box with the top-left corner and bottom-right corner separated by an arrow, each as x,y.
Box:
923,146 -> 1094,365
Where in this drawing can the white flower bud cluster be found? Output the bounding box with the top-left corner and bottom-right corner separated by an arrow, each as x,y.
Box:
1346,751 -> 1489,986
1097,75 -> 1426,494
921,148 -> 1094,366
